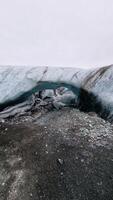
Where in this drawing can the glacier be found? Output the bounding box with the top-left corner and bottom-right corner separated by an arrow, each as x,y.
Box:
0,66 -> 89,108
0,65 -> 113,121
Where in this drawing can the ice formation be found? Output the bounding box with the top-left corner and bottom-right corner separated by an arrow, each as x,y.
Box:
0,65 -> 113,121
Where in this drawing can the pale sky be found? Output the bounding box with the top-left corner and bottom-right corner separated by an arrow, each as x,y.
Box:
0,0 -> 113,68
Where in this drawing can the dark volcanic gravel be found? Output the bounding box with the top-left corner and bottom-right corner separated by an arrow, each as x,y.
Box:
0,108 -> 113,200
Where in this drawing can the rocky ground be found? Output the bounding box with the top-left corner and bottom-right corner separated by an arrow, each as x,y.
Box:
0,107 -> 113,200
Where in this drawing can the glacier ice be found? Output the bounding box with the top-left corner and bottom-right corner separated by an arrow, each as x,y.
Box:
0,65 -> 113,121
0,66 -> 89,108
